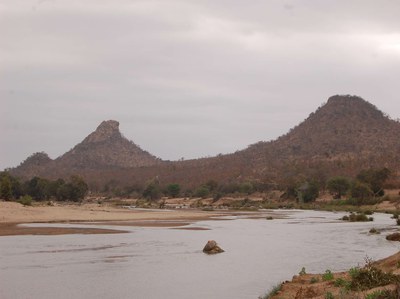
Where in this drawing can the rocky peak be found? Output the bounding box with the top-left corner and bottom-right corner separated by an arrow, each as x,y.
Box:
322,95 -> 384,120
83,120 -> 121,143
22,152 -> 53,165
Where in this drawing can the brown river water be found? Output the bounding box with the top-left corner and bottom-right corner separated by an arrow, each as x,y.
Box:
0,210 -> 399,299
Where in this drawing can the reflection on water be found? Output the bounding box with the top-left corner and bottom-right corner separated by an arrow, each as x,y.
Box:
0,210 -> 399,299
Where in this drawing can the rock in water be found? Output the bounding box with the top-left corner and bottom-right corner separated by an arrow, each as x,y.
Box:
203,240 -> 224,254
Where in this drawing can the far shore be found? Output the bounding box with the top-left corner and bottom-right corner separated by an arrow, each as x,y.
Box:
0,201 -> 280,236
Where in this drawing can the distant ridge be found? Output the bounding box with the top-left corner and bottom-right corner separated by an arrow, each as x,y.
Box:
10,95 -> 400,188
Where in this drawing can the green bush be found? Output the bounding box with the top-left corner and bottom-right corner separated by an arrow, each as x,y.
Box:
17,195 -> 32,206
350,262 -> 400,291
322,270 -> 334,281
310,277 -> 319,284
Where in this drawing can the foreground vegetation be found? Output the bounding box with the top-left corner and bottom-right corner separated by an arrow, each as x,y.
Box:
262,255 -> 400,299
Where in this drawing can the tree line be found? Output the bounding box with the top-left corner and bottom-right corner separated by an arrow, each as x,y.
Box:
0,172 -> 88,202
284,167 -> 391,204
0,167 -> 392,205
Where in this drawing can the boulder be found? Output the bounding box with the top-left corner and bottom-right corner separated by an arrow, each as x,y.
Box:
203,240 -> 224,254
386,233 -> 400,241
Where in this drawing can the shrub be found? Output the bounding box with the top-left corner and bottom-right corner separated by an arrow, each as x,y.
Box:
310,277 -> 319,284
299,267 -> 306,276
17,195 -> 32,206
322,270 -> 334,281
350,259 -> 400,290
258,283 -> 282,299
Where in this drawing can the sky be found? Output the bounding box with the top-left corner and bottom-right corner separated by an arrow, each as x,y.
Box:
1,0 -> 400,170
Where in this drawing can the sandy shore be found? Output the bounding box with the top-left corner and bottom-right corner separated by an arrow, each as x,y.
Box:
0,201 -> 230,236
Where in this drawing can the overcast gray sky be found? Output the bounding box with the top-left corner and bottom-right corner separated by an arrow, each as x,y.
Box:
1,0 -> 400,170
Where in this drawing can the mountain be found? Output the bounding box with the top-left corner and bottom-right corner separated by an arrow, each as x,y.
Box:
10,95 -> 400,188
56,120 -> 160,169
239,95 -> 400,182
11,120 -> 160,178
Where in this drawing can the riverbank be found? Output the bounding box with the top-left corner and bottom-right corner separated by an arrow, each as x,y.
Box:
265,251 -> 400,299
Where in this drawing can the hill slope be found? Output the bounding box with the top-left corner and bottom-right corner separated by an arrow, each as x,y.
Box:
10,95 -> 400,188
11,120 -> 160,178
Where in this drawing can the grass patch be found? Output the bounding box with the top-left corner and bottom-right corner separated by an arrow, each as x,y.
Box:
322,270 -> 334,281
259,283 -> 283,299
365,289 -> 398,299
324,291 -> 334,299
333,277 -> 351,290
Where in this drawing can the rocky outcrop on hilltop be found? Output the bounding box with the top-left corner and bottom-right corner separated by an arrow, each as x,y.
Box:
55,120 -> 160,169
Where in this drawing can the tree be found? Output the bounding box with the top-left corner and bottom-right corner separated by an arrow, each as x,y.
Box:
239,182 -> 254,195
297,180 -> 319,203
194,186 -> 210,198
54,176 -> 88,201
26,177 -> 50,200
357,168 -> 390,196
327,176 -> 350,199
166,184 -> 180,198
0,174 -> 12,200
350,181 -> 373,205
143,180 -> 161,200
69,176 -> 88,201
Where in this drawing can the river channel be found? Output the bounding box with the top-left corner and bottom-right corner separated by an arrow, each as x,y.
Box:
1,210 -> 399,299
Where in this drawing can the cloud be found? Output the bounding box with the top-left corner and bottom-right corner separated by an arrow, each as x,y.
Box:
1,0 -> 400,168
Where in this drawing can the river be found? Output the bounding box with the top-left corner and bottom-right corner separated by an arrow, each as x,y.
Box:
1,210 -> 399,299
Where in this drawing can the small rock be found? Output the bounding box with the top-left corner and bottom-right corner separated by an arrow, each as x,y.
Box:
203,240 -> 224,254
